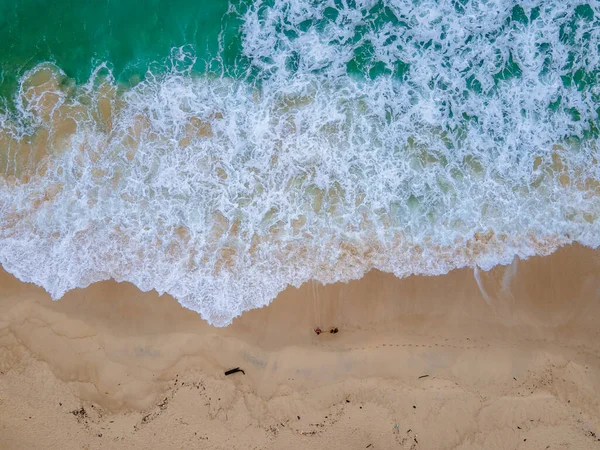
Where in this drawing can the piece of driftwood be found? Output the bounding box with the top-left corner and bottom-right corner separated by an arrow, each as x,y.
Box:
224,367 -> 245,376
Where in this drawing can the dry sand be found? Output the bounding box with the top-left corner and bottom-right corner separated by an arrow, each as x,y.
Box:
1,244 -> 600,449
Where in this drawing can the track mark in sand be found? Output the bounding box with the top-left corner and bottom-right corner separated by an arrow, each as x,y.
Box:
338,335 -> 596,356
342,338 -> 485,352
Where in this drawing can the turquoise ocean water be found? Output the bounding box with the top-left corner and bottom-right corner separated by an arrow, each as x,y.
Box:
0,1 -> 599,325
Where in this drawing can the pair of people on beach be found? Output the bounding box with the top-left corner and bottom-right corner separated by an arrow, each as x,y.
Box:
314,327 -> 338,335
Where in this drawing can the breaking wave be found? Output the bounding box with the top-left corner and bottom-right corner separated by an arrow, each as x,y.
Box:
0,0 -> 599,325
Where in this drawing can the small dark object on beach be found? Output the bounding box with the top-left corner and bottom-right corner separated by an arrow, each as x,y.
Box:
314,328 -> 322,335
366,444 -> 373,448
330,327 -> 339,334
418,375 -> 429,379
413,405 -> 416,409
224,367 -> 245,376
297,416 -> 300,420
72,407 -> 87,418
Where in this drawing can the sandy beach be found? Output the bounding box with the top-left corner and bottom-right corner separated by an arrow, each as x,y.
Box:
1,244 -> 600,449
1,2 -> 599,449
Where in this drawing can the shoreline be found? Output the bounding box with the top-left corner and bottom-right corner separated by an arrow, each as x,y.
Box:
1,244 -> 600,449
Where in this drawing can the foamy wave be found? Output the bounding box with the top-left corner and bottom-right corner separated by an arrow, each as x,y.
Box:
0,1 -> 599,325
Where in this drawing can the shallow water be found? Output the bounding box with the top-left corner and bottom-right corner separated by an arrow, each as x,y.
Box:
0,0 -> 599,325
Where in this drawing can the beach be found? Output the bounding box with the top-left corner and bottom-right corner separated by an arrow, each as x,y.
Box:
1,244 -> 599,449
1,2 -> 600,447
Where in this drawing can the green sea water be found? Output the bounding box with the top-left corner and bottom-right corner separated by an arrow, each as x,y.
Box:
1,1 -> 599,101
0,0 -> 232,99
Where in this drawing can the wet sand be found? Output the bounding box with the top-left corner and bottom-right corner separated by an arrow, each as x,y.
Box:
1,244 -> 600,449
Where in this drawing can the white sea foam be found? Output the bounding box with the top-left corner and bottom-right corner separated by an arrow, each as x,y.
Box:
0,1 -> 599,325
